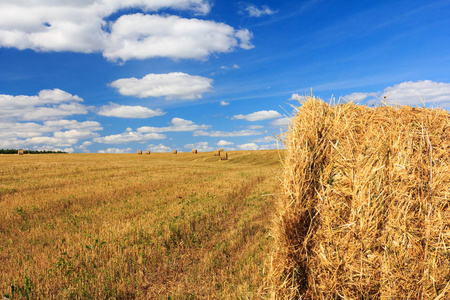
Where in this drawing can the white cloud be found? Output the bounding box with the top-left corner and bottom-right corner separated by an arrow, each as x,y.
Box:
232,110 -> 282,121
237,143 -> 259,150
248,125 -> 264,129
98,102 -> 165,118
0,119 -> 102,149
93,130 -> 166,144
250,136 -> 276,143
270,117 -> 291,126
110,73 -> 213,100
193,129 -> 263,137
344,81 -> 450,106
289,93 -> 306,101
0,89 -> 87,121
147,143 -> 172,153
245,5 -> 277,17
137,118 -> 210,133
235,29 -> 254,50
217,140 -> 234,146
220,64 -> 240,70
220,101 -> 230,106
0,1 -> 253,62
98,147 -> 132,154
184,141 -> 214,152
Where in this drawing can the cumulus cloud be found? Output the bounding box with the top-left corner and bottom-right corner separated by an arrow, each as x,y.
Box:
344,80 -> 450,106
245,4 -> 277,17
220,101 -> 230,106
232,110 -> 282,121
248,125 -> 264,129
0,119 -> 102,149
98,102 -> 165,118
0,89 -> 87,121
250,136 -> 276,143
147,143 -> 172,153
110,73 -> 213,100
93,130 -> 166,144
217,140 -> 234,146
270,117 -> 291,126
137,118 -> 210,133
184,141 -> 214,152
98,147 -> 132,154
289,93 -> 306,101
193,129 -> 263,137
0,1 -> 254,62
237,143 -> 259,150
220,64 -> 240,70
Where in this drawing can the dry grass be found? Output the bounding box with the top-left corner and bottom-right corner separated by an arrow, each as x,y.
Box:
0,150 -> 283,299
269,96 -> 450,299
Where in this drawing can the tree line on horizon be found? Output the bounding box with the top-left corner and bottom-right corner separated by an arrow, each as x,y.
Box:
0,149 -> 67,154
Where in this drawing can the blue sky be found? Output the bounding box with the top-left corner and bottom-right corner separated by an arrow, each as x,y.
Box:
1,0 -> 450,153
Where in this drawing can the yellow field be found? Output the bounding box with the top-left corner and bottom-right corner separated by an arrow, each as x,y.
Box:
0,150 -> 283,299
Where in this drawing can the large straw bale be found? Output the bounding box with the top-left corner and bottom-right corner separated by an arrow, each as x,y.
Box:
18,149 -> 24,155
213,150 -> 221,156
138,150 -> 142,155
172,150 -> 177,154
269,96 -> 450,299
192,149 -> 197,154
146,150 -> 150,155
220,152 -> 228,160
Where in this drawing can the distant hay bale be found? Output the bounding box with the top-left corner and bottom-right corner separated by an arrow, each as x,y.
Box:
172,150 -> 177,154
213,150 -> 221,156
138,150 -> 142,155
269,96 -> 450,299
192,149 -> 197,154
220,152 -> 228,160
146,150 -> 150,155
219,148 -> 223,151
18,149 -> 24,155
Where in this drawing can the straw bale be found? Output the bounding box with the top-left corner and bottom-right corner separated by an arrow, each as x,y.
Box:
219,148 -> 224,151
213,150 -> 221,156
220,152 -> 228,160
172,150 -> 177,154
18,149 -> 24,155
269,96 -> 450,299
138,150 -> 142,155
146,150 -> 150,155
192,149 -> 197,154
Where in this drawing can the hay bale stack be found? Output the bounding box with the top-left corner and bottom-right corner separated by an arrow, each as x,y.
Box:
213,150 -> 221,156
220,152 -> 228,160
172,150 -> 177,154
269,96 -> 450,299
18,149 -> 24,155
192,149 -> 197,154
146,150 -> 150,155
138,150 -> 142,155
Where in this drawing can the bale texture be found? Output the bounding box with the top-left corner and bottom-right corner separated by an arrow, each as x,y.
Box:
213,150 -> 221,156
146,151 -> 150,155
269,96 -> 450,299
220,152 -> 228,160
192,149 -> 197,154
138,150 -> 142,155
172,150 -> 177,154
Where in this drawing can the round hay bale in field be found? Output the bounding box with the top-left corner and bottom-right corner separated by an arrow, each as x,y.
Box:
192,149 -> 197,154
219,148 -> 223,151
220,152 -> 228,160
146,150 -> 150,155
269,96 -> 450,299
138,150 -> 142,155
213,150 -> 220,156
18,149 -> 24,155
172,150 -> 177,154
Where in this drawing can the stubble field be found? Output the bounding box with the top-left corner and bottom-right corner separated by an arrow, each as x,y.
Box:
0,150 -> 283,299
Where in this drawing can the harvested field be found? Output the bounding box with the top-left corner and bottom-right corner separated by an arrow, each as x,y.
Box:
269,96 -> 450,299
0,150 -> 283,299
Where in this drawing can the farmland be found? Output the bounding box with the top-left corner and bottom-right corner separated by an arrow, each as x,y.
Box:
0,150 -> 283,299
